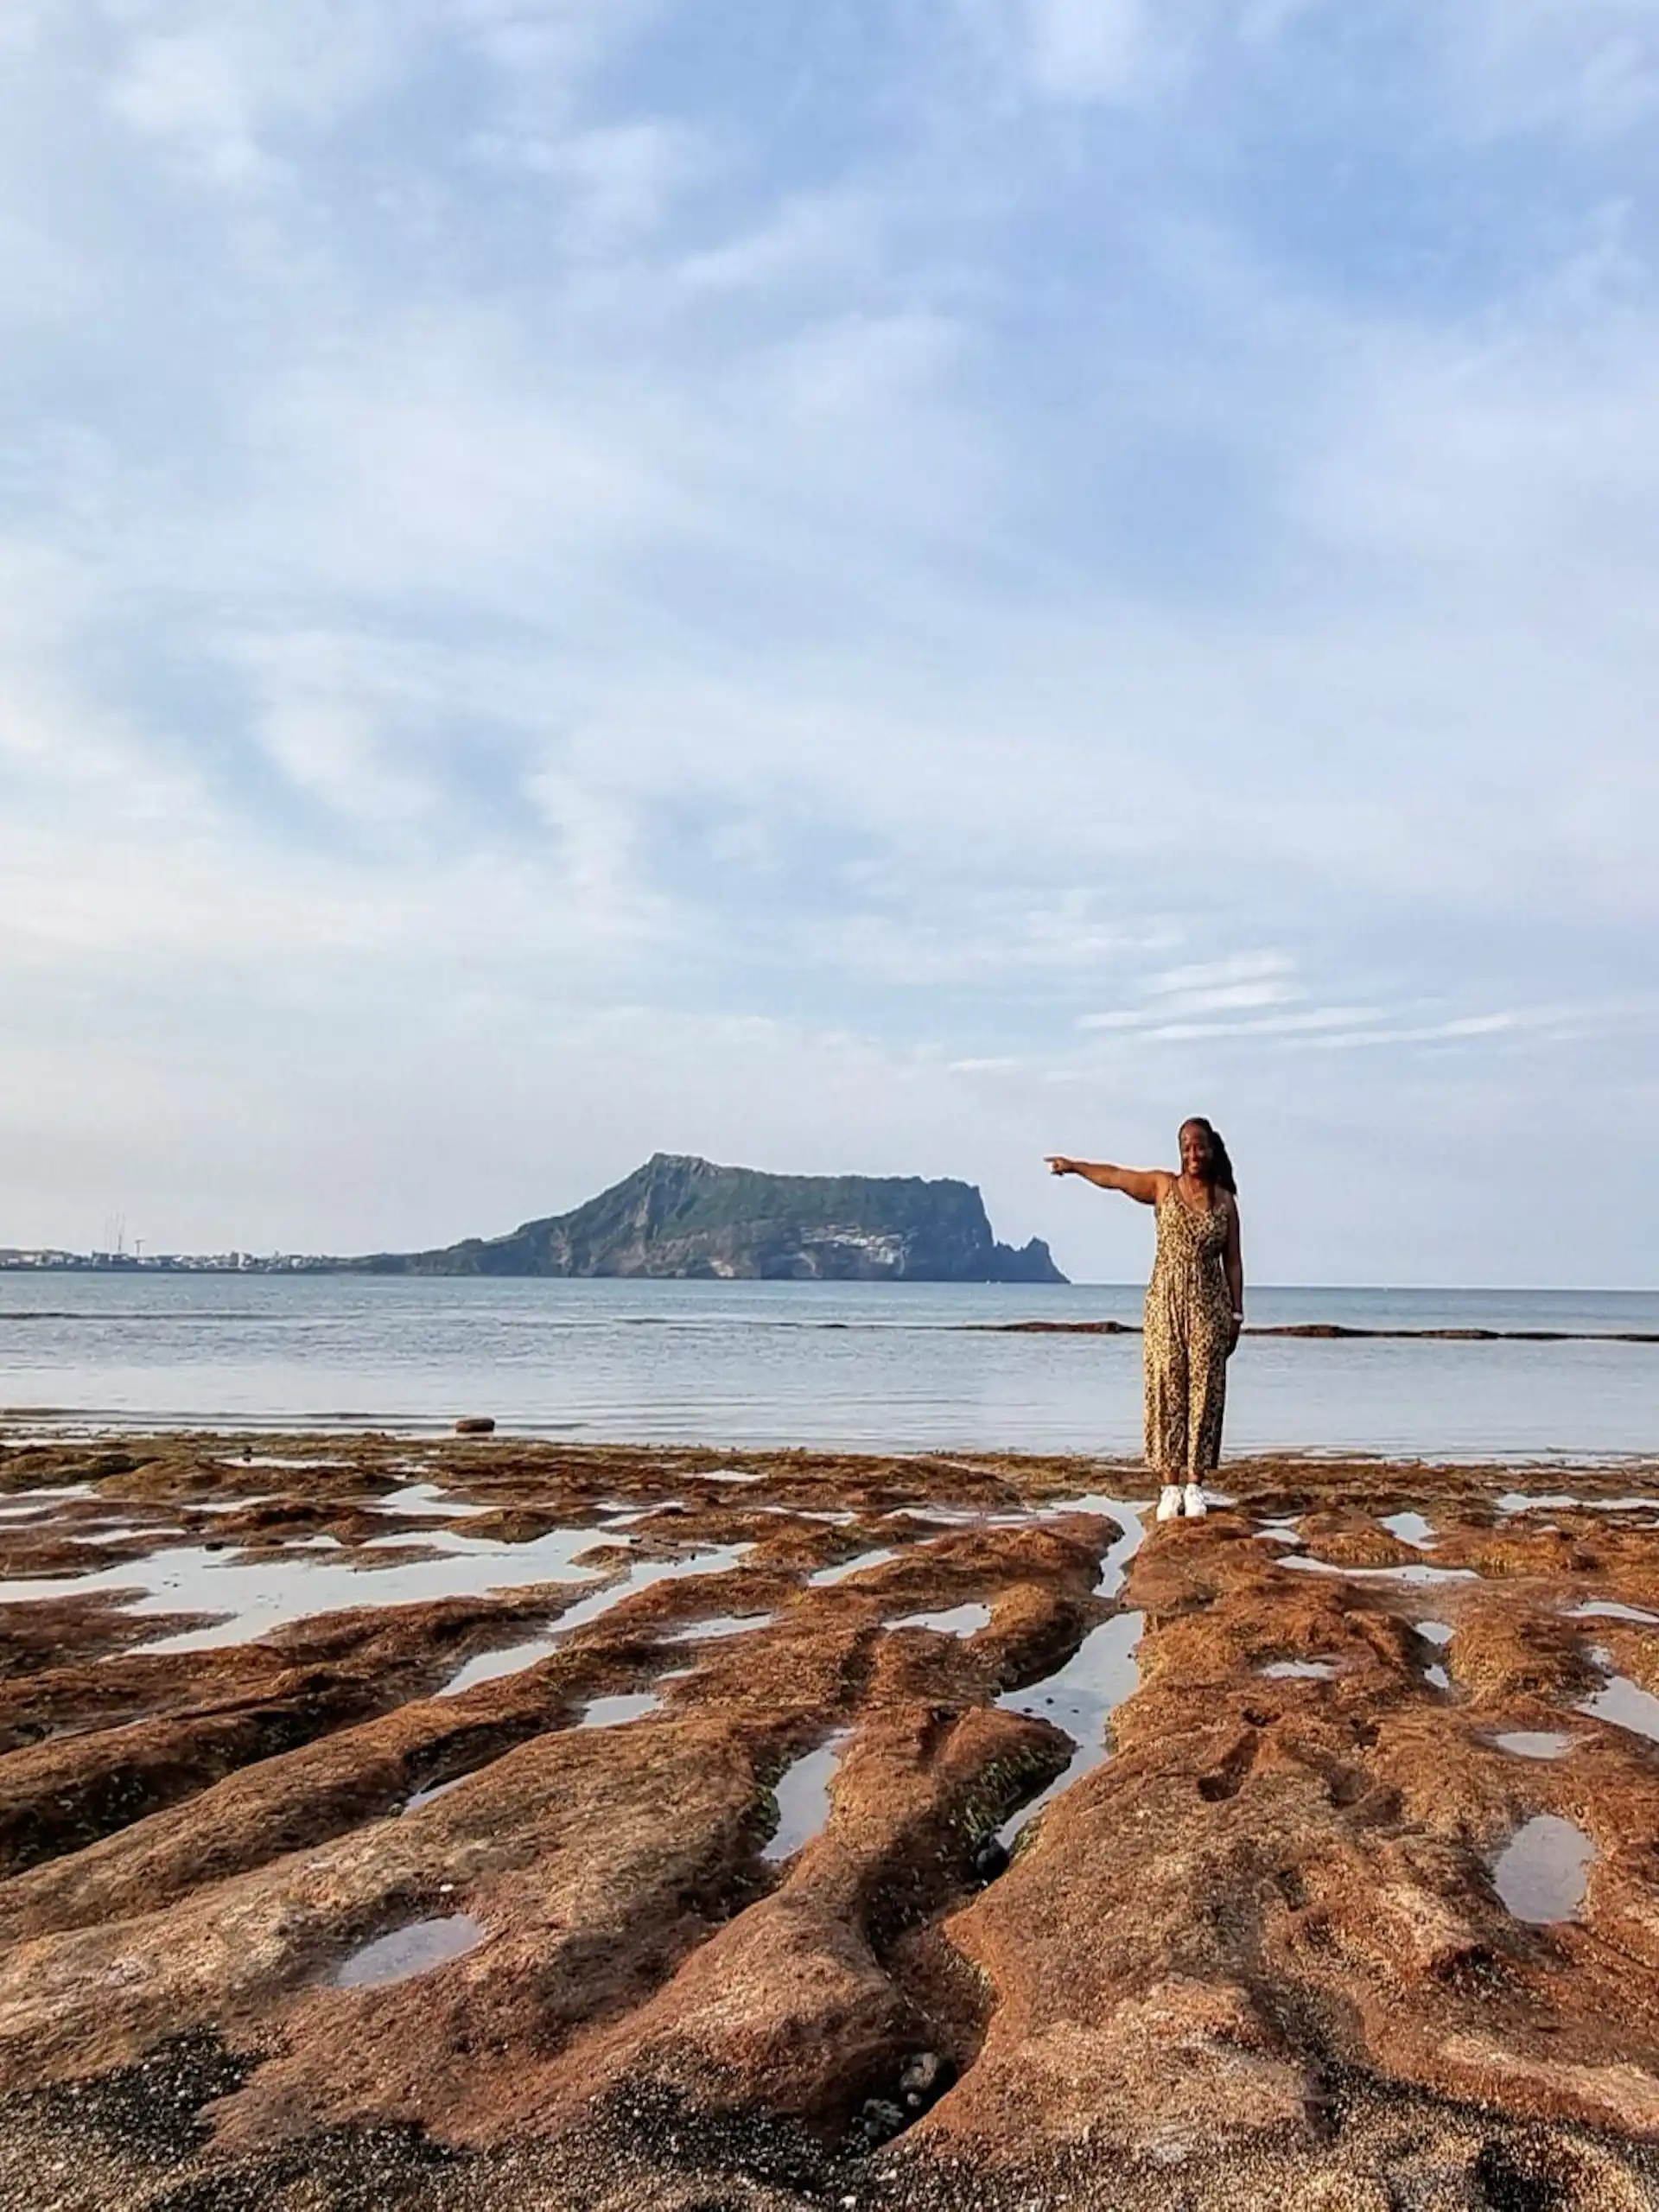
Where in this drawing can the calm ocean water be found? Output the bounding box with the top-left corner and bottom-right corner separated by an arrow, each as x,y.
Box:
0,1276 -> 1655,1460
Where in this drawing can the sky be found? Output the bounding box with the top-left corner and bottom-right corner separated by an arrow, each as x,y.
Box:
2,2 -> 1656,1287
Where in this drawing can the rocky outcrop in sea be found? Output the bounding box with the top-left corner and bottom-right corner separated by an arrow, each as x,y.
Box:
348,1153 -> 1067,1282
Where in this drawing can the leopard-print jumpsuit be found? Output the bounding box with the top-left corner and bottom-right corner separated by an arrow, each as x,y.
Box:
1144,1186 -> 1234,1478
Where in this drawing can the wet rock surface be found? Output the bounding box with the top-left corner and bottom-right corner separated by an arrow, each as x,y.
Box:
1,1432 -> 1658,2208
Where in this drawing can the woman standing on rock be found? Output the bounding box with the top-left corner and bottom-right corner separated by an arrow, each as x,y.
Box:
1046,1119 -> 1243,1522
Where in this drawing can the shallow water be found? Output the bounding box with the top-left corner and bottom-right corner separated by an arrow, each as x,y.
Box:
400,1773 -> 474,1815
887,1603 -> 993,1637
806,1548 -> 896,1588
1280,1557 -> 1478,1587
1570,1601 -> 1659,1625
335,1914 -> 485,1988
1492,1816 -> 1593,1924
763,1733 -> 849,1862
0,1523 -> 614,1654
1381,1511 -> 1434,1548
996,1610 -> 1145,1844
1424,1663 -> 1451,1690
1580,1672 -> 1659,1745
664,1611 -> 775,1643
5,1275 -> 1657,1457
1495,1732 -> 1576,1760
576,1692 -> 662,1729
1259,1659 -> 1338,1680
1415,1620 -> 1454,1645
434,1542 -> 756,1692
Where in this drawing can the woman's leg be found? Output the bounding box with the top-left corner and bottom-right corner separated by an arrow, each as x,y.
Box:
1186,1321 -> 1229,1475
1145,1290 -> 1189,1503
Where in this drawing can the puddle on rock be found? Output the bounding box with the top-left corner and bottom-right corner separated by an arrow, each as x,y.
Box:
996,1611 -> 1144,1845
807,1548 -> 896,1589
218,1455 -> 346,1471
0,1522 -> 621,1656
432,1542 -> 754,1694
1381,1511 -> 1435,1548
576,1692 -> 662,1729
400,1772 -> 475,1815
1571,1601 -> 1659,1626
1424,1663 -> 1450,1690
1281,1558 -> 1478,1587
1492,1815 -> 1594,1924
1029,1494 -> 1146,1601
335,1914 -> 485,1988
763,1732 -> 850,1863
665,1611 -> 775,1643
1415,1620 -> 1455,1646
887,1603 -> 994,1638
1495,1732 -> 1577,1760
439,1639 -> 560,1697
372,1483 -> 489,1518
1579,1672 -> 1659,1745
0,1486 -> 97,1520
1258,1659 -> 1338,1680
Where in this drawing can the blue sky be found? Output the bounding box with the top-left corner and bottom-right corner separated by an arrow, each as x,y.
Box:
2,1 -> 1656,1284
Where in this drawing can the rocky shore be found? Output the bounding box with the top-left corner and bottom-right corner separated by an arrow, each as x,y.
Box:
1,1430 -> 1657,2209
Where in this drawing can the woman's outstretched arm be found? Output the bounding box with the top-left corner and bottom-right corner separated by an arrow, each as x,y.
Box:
1046,1157 -> 1171,1206
1224,1198 -> 1244,1333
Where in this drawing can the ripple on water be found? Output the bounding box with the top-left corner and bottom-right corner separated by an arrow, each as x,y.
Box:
335,1915 -> 485,1988
1492,1816 -> 1593,1924
763,1733 -> 849,1863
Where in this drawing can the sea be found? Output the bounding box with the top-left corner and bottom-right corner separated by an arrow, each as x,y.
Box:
0,1276 -> 1655,1462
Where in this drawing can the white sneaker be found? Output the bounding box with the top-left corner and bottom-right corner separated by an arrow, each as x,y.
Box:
1183,1483 -> 1208,1519
1156,1485 -> 1182,1522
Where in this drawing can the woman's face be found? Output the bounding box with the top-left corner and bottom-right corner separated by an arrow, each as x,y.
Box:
1179,1122 -> 1212,1179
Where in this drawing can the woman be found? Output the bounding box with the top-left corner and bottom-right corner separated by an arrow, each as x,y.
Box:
1046,1119 -> 1243,1522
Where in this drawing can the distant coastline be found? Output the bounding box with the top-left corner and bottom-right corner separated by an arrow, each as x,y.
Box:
3,1153 -> 1067,1286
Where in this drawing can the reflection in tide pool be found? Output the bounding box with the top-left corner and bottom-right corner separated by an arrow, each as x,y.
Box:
1492,1816 -> 1593,1924
335,1915 -> 484,1988
996,1611 -> 1144,1846
763,1733 -> 849,1863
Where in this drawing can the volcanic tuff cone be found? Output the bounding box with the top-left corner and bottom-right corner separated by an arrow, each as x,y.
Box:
347,1153 -> 1067,1281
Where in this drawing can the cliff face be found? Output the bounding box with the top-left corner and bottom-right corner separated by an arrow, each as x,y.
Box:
356,1154 -> 1066,1283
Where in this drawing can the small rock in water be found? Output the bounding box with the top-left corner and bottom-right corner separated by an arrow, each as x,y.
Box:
454,1416 -> 496,1436
971,1835 -> 1010,1885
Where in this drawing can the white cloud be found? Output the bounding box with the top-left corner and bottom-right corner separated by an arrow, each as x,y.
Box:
1445,0 -> 1659,137
0,0 -> 1656,1282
